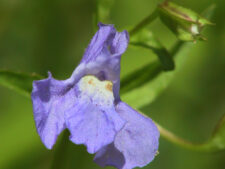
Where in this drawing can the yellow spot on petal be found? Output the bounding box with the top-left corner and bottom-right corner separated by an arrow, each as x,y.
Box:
88,79 -> 94,85
105,82 -> 113,92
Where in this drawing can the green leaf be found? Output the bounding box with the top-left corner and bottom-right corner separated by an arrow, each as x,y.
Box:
130,29 -> 174,70
121,41 -> 190,109
0,70 -> 43,97
158,1 -> 213,41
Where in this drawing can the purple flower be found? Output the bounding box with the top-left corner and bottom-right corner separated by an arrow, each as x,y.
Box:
31,23 -> 159,169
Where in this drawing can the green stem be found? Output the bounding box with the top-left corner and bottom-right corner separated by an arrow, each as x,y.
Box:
133,40 -> 215,152
50,130 -> 70,169
170,40 -> 185,57
155,121 -> 213,151
138,110 -> 213,152
129,8 -> 158,36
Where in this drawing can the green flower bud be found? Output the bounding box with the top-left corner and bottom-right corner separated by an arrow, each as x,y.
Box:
158,1 -> 213,42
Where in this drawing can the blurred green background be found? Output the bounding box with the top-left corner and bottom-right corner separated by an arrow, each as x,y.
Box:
0,0 -> 225,169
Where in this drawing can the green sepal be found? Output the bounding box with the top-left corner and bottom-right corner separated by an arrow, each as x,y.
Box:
158,1 -> 213,41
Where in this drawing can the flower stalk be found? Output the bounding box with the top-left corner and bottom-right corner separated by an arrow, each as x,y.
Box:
129,8 -> 158,36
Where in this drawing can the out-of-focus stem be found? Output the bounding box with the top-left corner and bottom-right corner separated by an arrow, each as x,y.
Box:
170,40 -> 185,57
138,110 -> 214,152
155,121 -> 213,151
129,8 -> 158,36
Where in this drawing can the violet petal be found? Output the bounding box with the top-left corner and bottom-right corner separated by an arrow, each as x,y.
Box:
31,72 -> 76,149
65,76 -> 125,154
94,102 -> 159,169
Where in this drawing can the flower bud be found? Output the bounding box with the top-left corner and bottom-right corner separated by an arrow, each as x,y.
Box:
158,1 -> 213,41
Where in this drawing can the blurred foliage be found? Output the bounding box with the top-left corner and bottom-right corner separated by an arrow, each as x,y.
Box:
208,114 -> 225,151
0,0 -> 225,169
95,0 -> 114,24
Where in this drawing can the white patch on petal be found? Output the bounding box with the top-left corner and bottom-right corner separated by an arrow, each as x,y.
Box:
77,75 -> 114,106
